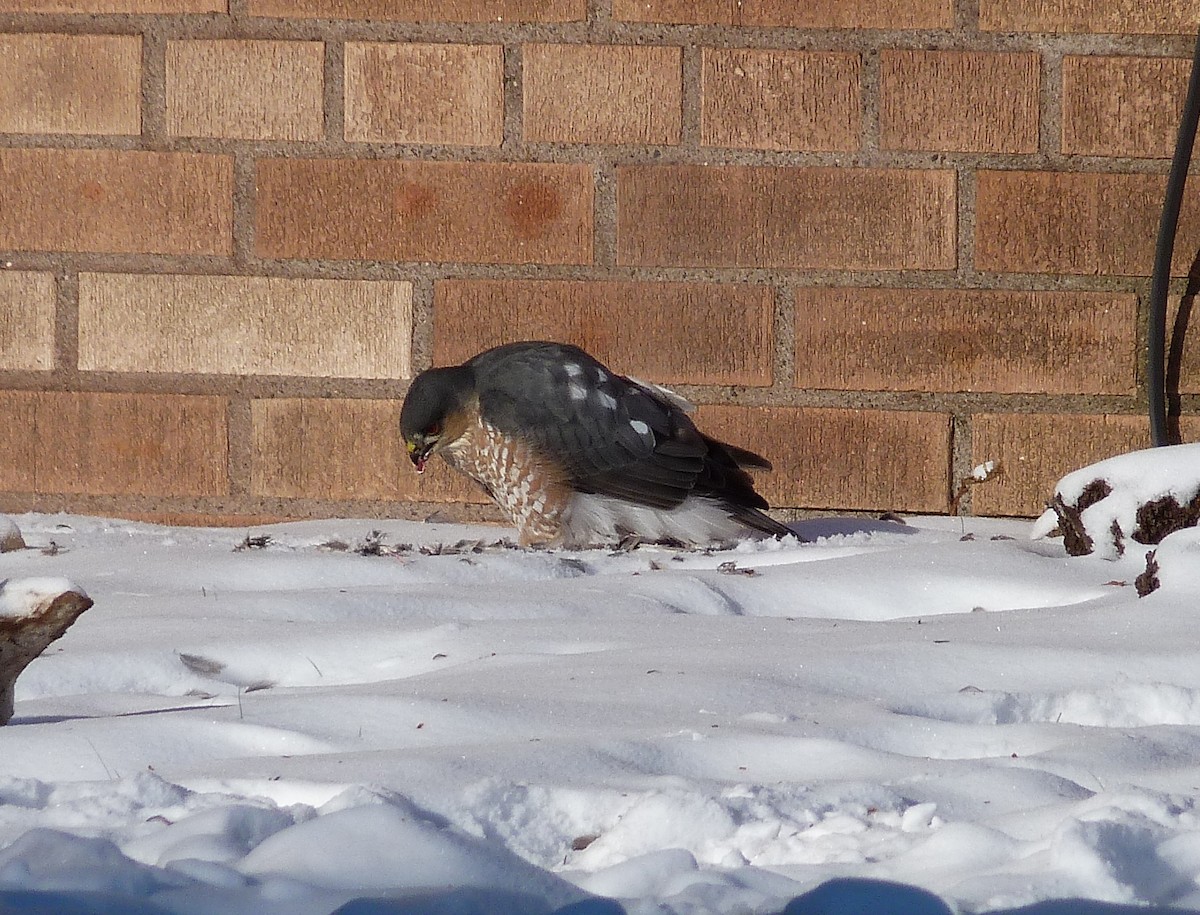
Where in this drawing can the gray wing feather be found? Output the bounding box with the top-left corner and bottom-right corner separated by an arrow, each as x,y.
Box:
469,342 -> 703,509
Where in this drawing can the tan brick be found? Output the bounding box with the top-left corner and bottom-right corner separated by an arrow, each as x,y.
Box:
0,34 -> 140,136
167,40 -> 324,142
794,288 -> 1136,395
0,149 -> 232,256
78,274 -> 413,379
250,398 -> 481,503
247,0 -> 582,20
432,279 -> 773,386
971,413 -> 1200,517
880,50 -> 1040,154
618,165 -> 955,270
524,44 -> 682,146
695,405 -> 952,513
0,392 -> 227,497
1062,56 -> 1192,158
980,0 -> 1196,35
0,272 -> 55,372
701,49 -> 860,152
975,170 -> 1200,277
614,0 -> 952,28
0,0 -> 221,10
345,43 -> 502,146
256,159 -> 593,265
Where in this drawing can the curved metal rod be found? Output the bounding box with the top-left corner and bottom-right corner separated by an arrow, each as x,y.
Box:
1148,28 -> 1200,447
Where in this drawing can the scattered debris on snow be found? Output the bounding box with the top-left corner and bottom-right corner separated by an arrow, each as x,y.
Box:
1032,443 -> 1200,559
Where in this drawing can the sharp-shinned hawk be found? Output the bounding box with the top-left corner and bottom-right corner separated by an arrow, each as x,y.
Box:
400,341 -> 790,548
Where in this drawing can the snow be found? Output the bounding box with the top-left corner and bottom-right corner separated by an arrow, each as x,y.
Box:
1054,444 -> 1200,507
971,461 -> 999,483
2,511 -> 1200,914
0,577 -> 84,619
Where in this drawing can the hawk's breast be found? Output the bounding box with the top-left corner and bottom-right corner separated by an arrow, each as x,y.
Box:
441,400 -> 573,545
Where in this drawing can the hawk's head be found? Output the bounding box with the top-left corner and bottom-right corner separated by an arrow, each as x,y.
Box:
400,365 -> 476,473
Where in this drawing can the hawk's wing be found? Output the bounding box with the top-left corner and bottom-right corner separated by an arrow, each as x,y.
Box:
469,342 -> 710,509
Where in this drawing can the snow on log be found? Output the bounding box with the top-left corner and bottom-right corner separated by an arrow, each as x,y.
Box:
0,578 -> 93,725
0,516 -> 23,553
1032,443 -> 1200,559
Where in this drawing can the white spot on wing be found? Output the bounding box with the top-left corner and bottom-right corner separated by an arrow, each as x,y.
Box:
569,382 -> 588,401
630,420 -> 651,437
564,363 -> 584,379
595,390 -> 618,410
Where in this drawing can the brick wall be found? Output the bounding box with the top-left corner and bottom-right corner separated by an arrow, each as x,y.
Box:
1,1 -> 1198,526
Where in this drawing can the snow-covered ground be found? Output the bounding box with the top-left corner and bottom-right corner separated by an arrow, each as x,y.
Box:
2,505 -> 1200,915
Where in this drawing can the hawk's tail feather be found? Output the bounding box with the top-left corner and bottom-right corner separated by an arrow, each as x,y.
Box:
697,436 -> 773,507
694,433 -> 792,538
726,503 -> 793,538
719,442 -> 773,472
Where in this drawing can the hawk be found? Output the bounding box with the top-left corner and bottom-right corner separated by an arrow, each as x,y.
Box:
400,341 -> 792,548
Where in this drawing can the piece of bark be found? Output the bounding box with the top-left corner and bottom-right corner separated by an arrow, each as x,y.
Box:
0,518 -> 24,553
0,587 -> 93,725
1135,550 -> 1160,598
1134,493 -> 1200,547
1050,480 -> 1112,557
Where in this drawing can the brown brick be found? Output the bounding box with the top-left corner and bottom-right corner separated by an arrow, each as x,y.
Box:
976,170 -> 1200,277
614,0 -> 952,28
701,49 -> 860,152
0,272 -> 55,372
432,279 -> 773,385
0,34 -> 140,136
971,413 -> 1200,517
114,510 -> 296,528
0,0 -> 221,10
618,165 -> 955,270
0,392 -> 227,497
78,274 -> 413,379
980,0 -> 1196,35
167,40 -> 324,142
524,44 -> 682,146
256,159 -> 593,265
1168,296 -> 1200,395
345,43 -> 502,146
1062,56 -> 1192,158
880,50 -> 1039,153
0,149 -> 232,256
250,398 -> 481,503
794,288 -> 1136,395
247,0 -> 583,20
695,405 -> 952,512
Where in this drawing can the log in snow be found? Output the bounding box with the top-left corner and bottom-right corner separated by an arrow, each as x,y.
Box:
1032,443 -> 1200,558
0,578 -> 93,725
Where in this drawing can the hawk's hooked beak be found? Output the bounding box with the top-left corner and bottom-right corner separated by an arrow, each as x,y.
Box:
406,439 -> 432,474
